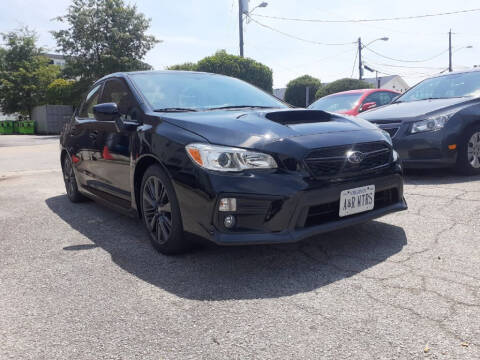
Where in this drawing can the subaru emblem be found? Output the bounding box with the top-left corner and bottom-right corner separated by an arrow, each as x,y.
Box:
346,151 -> 365,164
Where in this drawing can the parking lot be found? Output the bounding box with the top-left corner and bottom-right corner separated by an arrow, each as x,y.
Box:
0,135 -> 479,359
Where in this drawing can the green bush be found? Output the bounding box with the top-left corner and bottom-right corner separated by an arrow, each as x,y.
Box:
284,75 -> 322,107
315,78 -> 373,99
167,62 -> 198,71
168,50 -> 273,93
45,78 -> 78,105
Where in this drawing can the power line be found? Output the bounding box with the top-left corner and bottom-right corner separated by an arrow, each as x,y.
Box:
363,60 -> 447,70
251,8 -> 480,23
363,45 -> 449,63
247,16 -> 355,46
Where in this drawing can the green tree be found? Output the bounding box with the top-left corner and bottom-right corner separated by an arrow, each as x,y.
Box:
284,75 -> 322,107
52,0 -> 160,93
315,78 -> 373,99
0,28 -> 60,117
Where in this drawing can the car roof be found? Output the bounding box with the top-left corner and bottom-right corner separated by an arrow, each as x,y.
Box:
325,88 -> 397,97
422,67 -> 480,80
96,70 -> 221,82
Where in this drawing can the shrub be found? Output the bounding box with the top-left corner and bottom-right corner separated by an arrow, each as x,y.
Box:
46,78 -> 77,105
284,75 -> 322,107
167,62 -> 198,71
167,50 -> 273,92
315,78 -> 373,99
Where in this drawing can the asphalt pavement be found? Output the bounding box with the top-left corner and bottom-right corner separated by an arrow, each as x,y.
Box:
0,135 -> 479,359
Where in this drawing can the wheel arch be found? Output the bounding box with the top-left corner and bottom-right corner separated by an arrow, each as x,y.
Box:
133,154 -> 171,217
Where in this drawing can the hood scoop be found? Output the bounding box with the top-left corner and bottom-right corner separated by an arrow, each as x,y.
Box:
265,110 -> 333,125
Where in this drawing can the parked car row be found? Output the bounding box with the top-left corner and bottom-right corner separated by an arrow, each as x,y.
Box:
60,68 -> 479,255
309,69 -> 480,175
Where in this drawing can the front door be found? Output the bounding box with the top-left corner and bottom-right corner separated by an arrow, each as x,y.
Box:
70,83 -> 103,189
89,78 -> 140,201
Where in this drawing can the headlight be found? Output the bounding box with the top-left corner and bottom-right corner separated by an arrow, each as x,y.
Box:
410,113 -> 453,134
185,143 -> 277,172
381,129 -> 393,145
392,150 -> 399,162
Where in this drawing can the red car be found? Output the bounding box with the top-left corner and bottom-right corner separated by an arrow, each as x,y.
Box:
308,88 -> 400,116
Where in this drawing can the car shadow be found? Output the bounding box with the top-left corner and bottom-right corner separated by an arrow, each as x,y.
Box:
404,168 -> 480,185
46,195 -> 407,301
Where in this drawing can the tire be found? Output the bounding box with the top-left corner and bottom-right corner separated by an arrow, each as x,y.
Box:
456,126 -> 480,175
62,155 -> 85,203
140,164 -> 190,254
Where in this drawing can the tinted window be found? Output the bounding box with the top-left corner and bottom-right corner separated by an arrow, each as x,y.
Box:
101,79 -> 139,120
130,72 -> 286,111
308,93 -> 363,112
397,71 -> 480,102
363,92 -> 396,107
79,84 -> 102,118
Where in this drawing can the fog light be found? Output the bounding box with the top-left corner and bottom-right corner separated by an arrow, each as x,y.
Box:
224,215 -> 236,228
219,198 -> 237,212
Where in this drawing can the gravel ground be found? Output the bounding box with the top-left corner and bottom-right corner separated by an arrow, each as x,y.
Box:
1,135 -> 479,359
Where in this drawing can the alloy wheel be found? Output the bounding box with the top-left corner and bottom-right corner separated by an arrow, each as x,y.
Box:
142,176 -> 173,244
467,131 -> 480,169
63,158 -> 76,196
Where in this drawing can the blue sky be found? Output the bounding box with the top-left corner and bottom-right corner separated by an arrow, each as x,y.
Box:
2,0 -> 480,88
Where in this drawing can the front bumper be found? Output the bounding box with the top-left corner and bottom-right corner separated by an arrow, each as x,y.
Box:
174,164 -> 407,245
377,123 -> 457,168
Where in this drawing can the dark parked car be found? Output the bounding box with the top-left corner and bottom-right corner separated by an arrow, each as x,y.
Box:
60,71 -> 406,254
308,88 -> 399,116
360,69 -> 480,174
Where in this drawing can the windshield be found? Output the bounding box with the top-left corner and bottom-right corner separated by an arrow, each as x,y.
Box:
129,72 -> 286,111
397,71 -> 480,102
308,93 -> 362,112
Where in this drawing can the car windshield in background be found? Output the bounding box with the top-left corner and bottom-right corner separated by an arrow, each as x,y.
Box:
309,93 -> 362,112
130,72 -> 287,111
397,71 -> 480,103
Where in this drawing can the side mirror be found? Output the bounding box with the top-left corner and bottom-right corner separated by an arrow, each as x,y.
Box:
93,103 -> 120,122
360,101 -> 377,112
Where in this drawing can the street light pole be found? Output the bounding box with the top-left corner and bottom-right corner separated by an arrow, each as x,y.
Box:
358,37 -> 363,80
239,0 -> 244,57
358,37 -> 388,80
448,29 -> 452,72
238,1 -> 268,58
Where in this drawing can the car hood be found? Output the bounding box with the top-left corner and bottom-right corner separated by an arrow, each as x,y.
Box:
158,108 -> 386,151
360,97 -> 477,122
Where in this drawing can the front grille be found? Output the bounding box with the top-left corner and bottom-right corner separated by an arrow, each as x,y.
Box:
383,127 -> 399,138
305,141 -> 391,178
303,188 -> 398,228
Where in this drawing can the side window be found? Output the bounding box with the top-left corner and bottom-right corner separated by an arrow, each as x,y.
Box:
79,84 -> 102,119
384,92 -> 398,103
363,92 -> 381,105
100,79 -> 139,120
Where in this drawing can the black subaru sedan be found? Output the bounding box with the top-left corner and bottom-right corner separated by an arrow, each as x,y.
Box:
60,71 -> 406,254
360,69 -> 480,174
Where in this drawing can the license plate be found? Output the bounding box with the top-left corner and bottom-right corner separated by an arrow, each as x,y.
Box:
339,185 -> 375,217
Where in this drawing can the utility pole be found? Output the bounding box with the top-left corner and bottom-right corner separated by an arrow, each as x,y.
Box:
448,29 -> 452,72
238,0 -> 244,57
358,37 -> 363,80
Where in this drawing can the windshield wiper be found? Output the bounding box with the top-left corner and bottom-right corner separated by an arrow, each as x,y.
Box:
206,105 -> 274,110
153,107 -> 198,112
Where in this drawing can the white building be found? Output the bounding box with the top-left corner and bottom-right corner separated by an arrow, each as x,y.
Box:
45,53 -> 67,67
363,75 -> 409,93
